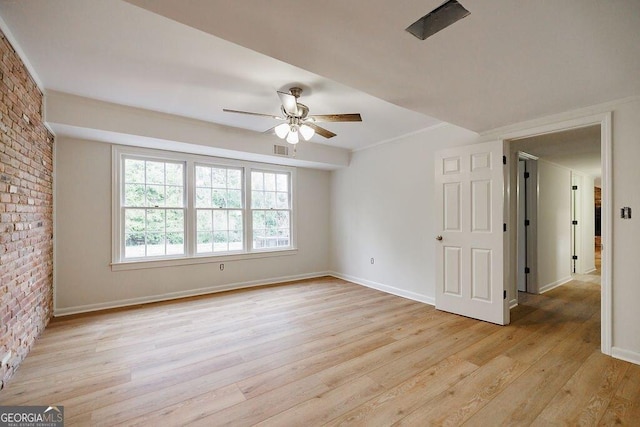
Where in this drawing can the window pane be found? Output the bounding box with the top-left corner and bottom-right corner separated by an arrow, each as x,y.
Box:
146,185 -> 165,207
276,211 -> 290,228
276,173 -> 288,192
252,171 -> 264,190
228,169 -> 242,189
196,188 -> 212,208
166,163 -> 183,186
124,183 -> 145,206
146,161 -> 165,185
124,159 -> 145,184
228,210 -> 242,231
253,210 -> 265,229
213,231 -> 228,252
196,166 -> 211,187
146,233 -> 165,256
146,209 -> 165,232
212,168 -> 226,188
212,189 -> 226,208
264,192 -> 277,209
166,186 -> 183,207
124,234 -> 145,258
197,210 -> 212,231
213,210 -> 228,231
166,232 -> 184,255
227,189 -> 242,209
276,192 -> 289,209
166,209 -> 184,232
264,173 -> 276,191
125,209 -> 145,232
251,191 -> 264,209
197,231 -> 213,253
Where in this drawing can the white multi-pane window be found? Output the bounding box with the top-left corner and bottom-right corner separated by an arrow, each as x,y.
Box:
122,158 -> 185,259
113,147 -> 295,267
195,165 -> 243,254
251,171 -> 291,249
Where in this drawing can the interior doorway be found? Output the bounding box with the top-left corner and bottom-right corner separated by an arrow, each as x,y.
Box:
500,112 -> 612,354
509,124 -> 601,295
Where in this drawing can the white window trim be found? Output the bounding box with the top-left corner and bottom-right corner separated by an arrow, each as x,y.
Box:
112,145 -> 297,271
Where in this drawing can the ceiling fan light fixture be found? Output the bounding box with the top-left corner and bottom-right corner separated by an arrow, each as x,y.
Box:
299,124 -> 315,141
286,130 -> 299,144
274,123 -> 289,138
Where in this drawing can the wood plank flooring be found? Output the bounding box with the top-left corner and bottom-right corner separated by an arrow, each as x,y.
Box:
1,275 -> 639,426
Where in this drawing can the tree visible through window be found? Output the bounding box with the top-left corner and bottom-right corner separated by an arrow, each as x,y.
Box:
196,165 -> 244,253
251,171 -> 291,249
115,148 -> 295,265
122,158 -> 185,258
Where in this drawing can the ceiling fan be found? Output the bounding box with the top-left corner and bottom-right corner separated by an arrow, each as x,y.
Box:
223,86 -> 362,145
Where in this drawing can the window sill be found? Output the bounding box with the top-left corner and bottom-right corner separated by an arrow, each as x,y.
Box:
111,248 -> 298,272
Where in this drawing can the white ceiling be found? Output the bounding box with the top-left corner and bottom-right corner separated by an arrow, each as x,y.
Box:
0,0 -> 441,152
126,0 -> 640,132
512,125 -> 601,178
1,0 -> 639,153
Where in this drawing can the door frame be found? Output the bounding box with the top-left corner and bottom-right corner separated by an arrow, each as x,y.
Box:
498,112 -> 612,355
516,153 -> 538,296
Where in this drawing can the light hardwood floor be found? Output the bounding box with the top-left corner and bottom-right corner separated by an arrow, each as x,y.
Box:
1,275 -> 639,426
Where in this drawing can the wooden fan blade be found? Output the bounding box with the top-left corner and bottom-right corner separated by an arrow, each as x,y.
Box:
306,122 -> 336,139
223,109 -> 283,120
308,113 -> 362,122
277,91 -> 299,116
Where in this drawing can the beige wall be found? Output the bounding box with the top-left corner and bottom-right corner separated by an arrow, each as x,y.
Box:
54,137 -> 331,314
536,160 -> 572,291
610,99 -> 640,361
329,98 -> 640,364
329,124 -> 479,302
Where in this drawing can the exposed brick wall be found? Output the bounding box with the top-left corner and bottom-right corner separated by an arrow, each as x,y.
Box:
0,30 -> 54,389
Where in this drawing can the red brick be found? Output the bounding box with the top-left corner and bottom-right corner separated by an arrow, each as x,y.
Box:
0,31 -> 52,390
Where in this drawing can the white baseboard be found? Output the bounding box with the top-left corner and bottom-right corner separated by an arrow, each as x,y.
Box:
329,272 -> 435,306
54,271 -> 331,316
584,267 -> 598,274
539,276 -> 573,294
611,347 -> 640,366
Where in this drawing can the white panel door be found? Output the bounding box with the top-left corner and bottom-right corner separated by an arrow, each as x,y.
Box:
435,140 -> 509,325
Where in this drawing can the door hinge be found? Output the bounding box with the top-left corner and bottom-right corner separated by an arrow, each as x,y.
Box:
503,290 -> 507,300
572,255 -> 578,260
503,155 -> 507,165
572,185 -> 578,190
525,267 -> 530,274
524,171 -> 530,179
503,223 -> 507,232
572,220 -> 578,225
525,219 -> 530,226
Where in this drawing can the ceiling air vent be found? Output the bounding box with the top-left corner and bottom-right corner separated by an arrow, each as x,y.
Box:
406,0 -> 470,40
273,144 -> 289,156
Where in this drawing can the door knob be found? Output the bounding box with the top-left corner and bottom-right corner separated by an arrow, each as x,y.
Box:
436,235 -> 443,241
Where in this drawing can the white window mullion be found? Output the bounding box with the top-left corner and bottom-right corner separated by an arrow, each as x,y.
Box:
186,161 -> 195,257
246,167 -> 253,253
113,146 -> 295,267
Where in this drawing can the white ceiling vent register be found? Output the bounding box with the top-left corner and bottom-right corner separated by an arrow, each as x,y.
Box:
273,144 -> 289,156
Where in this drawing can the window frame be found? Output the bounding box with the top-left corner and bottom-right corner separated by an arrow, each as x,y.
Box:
119,155 -> 187,261
249,169 -> 293,251
112,146 -> 297,271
